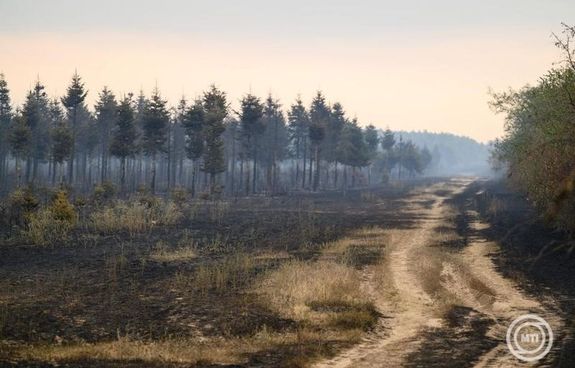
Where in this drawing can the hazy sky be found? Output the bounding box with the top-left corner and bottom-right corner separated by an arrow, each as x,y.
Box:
1,0 -> 573,142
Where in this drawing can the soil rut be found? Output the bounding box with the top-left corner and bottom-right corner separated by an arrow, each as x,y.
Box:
314,179 -> 564,368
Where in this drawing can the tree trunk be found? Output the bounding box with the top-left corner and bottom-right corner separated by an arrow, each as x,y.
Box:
209,173 -> 216,195
302,137 -> 307,189
239,158 -> 244,197
191,160 -> 197,198
313,145 -> 320,192
334,161 -> 339,189
69,107 -> 77,185
52,160 -> 57,186
252,147 -> 257,195
231,134 -> 236,196
120,157 -> 126,193
151,154 -> 157,194
15,157 -> 21,188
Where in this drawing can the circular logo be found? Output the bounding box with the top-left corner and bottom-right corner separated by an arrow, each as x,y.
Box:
506,314 -> 553,362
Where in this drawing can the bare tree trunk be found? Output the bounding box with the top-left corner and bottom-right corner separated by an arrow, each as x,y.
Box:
191,160 -> 197,198
239,158 -> 244,197
151,154 -> 157,194
52,160 -> 57,186
16,157 -> 21,188
313,145 -> 320,191
334,161 -> 339,189
120,157 -> 126,193
231,133 -> 236,196
302,137 -> 307,189
252,146 -> 257,195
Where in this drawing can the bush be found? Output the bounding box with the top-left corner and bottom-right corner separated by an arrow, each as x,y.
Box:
7,187 -> 39,227
170,187 -> 188,203
93,181 -> 116,203
51,190 -> 77,225
24,191 -> 77,245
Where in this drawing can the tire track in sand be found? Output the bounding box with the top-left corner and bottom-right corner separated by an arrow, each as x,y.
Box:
314,179 -> 564,368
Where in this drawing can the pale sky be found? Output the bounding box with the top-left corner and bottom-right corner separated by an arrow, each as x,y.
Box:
1,0 -> 573,142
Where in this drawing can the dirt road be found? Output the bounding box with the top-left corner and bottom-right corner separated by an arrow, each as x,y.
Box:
314,178 -> 564,368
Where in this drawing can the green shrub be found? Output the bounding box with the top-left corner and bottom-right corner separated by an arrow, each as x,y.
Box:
93,181 -> 116,203
25,192 -> 77,246
51,190 -> 77,225
7,187 -> 39,226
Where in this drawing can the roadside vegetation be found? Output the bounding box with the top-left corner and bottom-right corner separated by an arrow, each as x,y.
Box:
491,23 -> 575,237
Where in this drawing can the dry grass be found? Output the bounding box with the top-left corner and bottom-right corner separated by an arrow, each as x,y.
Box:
171,253 -> 261,294
208,201 -> 230,222
15,336 -> 254,366
12,326 -> 364,367
149,240 -> 197,262
256,260 -> 377,330
89,200 -> 182,236
25,208 -> 75,246
321,227 -> 387,267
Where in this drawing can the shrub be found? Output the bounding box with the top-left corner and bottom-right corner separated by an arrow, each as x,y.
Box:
25,191 -> 77,246
51,190 -> 77,225
93,181 -> 116,203
170,187 -> 188,204
7,187 -> 39,227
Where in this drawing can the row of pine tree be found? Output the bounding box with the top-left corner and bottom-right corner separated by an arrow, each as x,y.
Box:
0,72 -> 431,197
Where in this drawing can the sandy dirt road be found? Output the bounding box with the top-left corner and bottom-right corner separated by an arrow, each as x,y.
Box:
314,178 -> 564,368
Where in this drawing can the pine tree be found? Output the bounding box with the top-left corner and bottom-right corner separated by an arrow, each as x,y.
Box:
95,87 -> 117,183
49,99 -> 72,184
142,87 -> 169,194
420,146 -> 433,173
239,93 -> 264,195
381,128 -> 396,182
202,85 -> 228,195
0,74 -> 12,187
133,90 -> 148,190
309,91 -> 330,191
22,81 -> 50,184
172,97 -> 187,187
338,119 -> 369,188
363,124 -> 380,185
287,97 -> 309,189
262,94 -> 288,193
110,96 -> 138,192
327,102 -> 346,187
223,118 -> 240,195
76,106 -> 98,189
8,115 -> 31,187
61,72 -> 88,184
51,120 -> 73,185
182,99 -> 205,197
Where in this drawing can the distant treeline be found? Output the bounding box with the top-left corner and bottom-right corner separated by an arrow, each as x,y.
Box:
0,75 -> 434,197
393,131 -> 490,177
491,23 -> 575,233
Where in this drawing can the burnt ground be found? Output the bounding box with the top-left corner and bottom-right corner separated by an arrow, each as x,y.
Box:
4,178 -> 573,367
0,180 -> 436,368
447,179 -> 575,367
